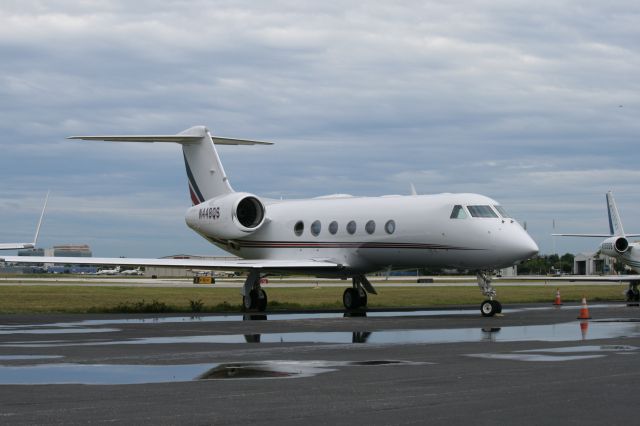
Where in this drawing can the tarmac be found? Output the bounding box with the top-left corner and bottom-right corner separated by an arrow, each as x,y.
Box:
1,303 -> 639,425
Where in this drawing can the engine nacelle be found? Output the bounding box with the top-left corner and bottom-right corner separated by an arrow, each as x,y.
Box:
185,192 -> 266,240
600,236 -> 629,256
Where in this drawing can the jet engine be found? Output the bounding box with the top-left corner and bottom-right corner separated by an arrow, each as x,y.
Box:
185,192 -> 266,240
600,236 -> 629,256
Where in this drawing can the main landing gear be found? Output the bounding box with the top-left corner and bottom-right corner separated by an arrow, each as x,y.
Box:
477,270 -> 502,317
343,275 -> 377,310
626,281 -> 640,304
242,269 -> 268,312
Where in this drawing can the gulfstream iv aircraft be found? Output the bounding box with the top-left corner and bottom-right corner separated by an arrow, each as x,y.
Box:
0,192 -> 48,250
1,126 -> 538,316
554,191 -> 640,302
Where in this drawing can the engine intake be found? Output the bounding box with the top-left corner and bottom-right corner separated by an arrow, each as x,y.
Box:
235,196 -> 264,229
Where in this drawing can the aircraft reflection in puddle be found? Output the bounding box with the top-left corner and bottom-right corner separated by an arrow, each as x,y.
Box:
0,360 -> 427,385
242,313 -> 372,343
4,320 -> 639,349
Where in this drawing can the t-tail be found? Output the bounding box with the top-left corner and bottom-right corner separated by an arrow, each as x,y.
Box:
606,191 -> 625,237
68,126 -> 272,205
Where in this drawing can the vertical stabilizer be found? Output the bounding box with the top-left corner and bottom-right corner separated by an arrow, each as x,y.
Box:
180,126 -> 234,204
606,191 -> 625,236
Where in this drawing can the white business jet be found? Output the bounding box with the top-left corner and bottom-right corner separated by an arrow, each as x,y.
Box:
1,126 -> 538,316
95,266 -> 121,276
0,192 -> 48,250
554,191 -> 640,302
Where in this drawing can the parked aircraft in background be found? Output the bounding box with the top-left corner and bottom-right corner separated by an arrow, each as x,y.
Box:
95,266 -> 121,276
120,267 -> 143,276
554,191 -> 640,301
1,126 -> 538,316
0,192 -> 48,250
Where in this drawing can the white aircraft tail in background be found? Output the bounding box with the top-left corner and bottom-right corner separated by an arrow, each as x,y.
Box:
0,191 -> 49,251
554,191 -> 640,301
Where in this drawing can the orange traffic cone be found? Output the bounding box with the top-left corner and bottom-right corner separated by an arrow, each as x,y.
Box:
553,288 -> 562,306
580,321 -> 589,340
577,297 -> 591,320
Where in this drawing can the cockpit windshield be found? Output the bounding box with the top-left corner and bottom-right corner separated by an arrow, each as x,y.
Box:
493,205 -> 510,218
467,205 -> 498,218
450,205 -> 468,219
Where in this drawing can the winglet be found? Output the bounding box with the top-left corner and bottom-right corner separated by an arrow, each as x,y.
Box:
32,191 -> 49,247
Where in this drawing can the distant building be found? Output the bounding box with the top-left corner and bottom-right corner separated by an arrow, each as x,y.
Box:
4,244 -> 93,274
573,252 -> 616,275
46,245 -> 92,257
18,248 -> 45,256
144,254 -> 240,278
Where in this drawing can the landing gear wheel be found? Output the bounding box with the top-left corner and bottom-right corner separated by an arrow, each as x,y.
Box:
357,287 -> 368,309
481,300 -> 497,317
343,288 -> 360,310
493,300 -> 502,314
243,289 -> 258,311
256,289 -> 268,312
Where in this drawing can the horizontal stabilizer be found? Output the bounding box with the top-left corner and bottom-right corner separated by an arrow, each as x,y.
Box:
68,135 -> 272,145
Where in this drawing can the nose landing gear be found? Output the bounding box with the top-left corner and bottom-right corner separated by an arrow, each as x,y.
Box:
477,271 -> 502,317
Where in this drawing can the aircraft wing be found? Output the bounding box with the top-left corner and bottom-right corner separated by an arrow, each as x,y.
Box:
496,275 -> 640,283
551,233 -> 611,237
0,191 -> 49,251
0,256 -> 343,272
0,243 -> 35,250
552,233 -> 640,238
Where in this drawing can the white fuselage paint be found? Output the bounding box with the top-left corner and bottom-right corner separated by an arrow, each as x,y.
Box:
186,192 -> 538,276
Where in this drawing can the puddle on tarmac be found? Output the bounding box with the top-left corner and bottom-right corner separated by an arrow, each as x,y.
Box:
0,327 -> 119,335
468,344 -> 639,362
0,360 -> 423,385
0,355 -> 63,361
518,344 -> 639,353
0,304 -> 627,335
468,353 -> 606,362
0,309 -> 484,333
4,320 -> 640,348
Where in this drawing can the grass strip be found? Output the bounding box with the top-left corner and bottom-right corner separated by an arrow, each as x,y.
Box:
0,284 -> 628,314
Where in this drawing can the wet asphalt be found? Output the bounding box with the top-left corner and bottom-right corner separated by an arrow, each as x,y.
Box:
1,303 -> 639,425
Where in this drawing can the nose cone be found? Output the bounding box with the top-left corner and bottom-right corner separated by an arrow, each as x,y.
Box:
521,234 -> 539,259
514,231 -> 539,261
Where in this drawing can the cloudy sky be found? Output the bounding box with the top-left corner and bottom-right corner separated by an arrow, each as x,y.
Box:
1,0 -> 639,257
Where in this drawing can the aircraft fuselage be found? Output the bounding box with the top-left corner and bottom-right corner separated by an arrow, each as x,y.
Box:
186,192 -> 537,275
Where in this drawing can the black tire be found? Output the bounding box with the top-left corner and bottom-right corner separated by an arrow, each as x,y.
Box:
256,289 -> 268,312
243,289 -> 258,311
493,300 -> 502,314
343,288 -> 360,310
480,300 -> 496,317
357,287 -> 368,308
626,289 -> 634,302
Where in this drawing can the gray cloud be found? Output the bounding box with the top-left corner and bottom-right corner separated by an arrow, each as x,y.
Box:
1,0 -> 639,256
